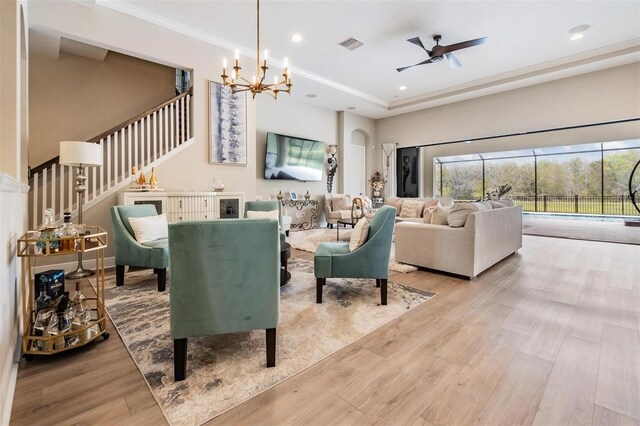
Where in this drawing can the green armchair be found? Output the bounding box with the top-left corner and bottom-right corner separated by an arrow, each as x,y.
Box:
315,206 -> 396,305
245,200 -> 287,243
110,205 -> 168,292
169,219 -> 280,381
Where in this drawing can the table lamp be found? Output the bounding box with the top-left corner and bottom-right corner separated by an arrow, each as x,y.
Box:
59,141 -> 103,278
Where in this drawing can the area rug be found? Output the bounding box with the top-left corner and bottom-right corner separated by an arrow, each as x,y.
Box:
288,228 -> 419,273
104,258 -> 435,425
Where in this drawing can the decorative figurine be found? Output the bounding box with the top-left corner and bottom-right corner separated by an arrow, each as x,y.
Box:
149,167 -> 158,190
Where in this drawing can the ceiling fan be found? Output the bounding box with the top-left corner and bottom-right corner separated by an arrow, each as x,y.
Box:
396,34 -> 488,72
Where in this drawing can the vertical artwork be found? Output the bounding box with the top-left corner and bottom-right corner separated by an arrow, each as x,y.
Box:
397,147 -> 420,197
209,81 -> 247,165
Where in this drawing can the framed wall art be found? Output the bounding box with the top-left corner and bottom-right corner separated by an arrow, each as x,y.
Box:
209,80 -> 247,166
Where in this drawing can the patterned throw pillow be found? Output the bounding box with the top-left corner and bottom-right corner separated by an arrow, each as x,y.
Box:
422,199 -> 439,216
430,206 -> 452,225
399,199 -> 423,218
332,196 -> 351,211
384,197 -> 402,211
349,218 -> 370,252
423,205 -> 439,223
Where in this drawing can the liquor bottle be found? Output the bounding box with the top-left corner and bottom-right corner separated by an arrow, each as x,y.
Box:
71,282 -> 86,313
35,283 -> 52,313
59,212 -> 77,251
54,291 -> 71,313
149,167 -> 158,189
137,170 -> 147,188
130,166 -> 139,189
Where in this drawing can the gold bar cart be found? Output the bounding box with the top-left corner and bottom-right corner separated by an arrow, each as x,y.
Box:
17,226 -> 109,359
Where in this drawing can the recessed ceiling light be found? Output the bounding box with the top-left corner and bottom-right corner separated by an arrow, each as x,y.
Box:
347,106 -> 356,110
399,86 -> 407,91
306,93 -> 317,98
569,24 -> 590,34
465,141 -> 472,144
292,34 -> 302,43
569,24 -> 589,41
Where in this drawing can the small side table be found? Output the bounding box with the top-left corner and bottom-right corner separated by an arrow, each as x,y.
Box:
336,218 -> 358,240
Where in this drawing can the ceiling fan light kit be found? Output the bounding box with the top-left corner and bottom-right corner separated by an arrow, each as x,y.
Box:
221,0 -> 292,99
397,34 -> 488,72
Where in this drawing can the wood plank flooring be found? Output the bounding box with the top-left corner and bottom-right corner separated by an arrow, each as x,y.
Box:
10,235 -> 640,425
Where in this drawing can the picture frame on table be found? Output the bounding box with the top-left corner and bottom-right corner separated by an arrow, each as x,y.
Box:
289,191 -> 298,201
208,80 -> 247,166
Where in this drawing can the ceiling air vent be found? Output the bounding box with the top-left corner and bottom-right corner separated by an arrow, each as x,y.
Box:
338,37 -> 363,51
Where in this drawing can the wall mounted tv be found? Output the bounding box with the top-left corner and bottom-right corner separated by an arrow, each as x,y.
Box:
264,132 -> 325,181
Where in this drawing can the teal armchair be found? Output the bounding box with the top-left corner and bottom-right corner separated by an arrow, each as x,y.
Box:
245,200 -> 287,243
110,205 -> 168,292
315,206 -> 396,305
169,219 -> 280,381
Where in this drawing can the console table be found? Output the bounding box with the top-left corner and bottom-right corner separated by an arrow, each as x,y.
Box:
118,191 -> 245,222
280,199 -> 320,230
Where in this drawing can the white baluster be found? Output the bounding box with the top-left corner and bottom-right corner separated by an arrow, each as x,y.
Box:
154,110 -> 159,159
186,94 -> 191,140
113,132 -> 119,185
42,168 -> 48,224
172,101 -> 176,148
33,172 -> 39,228
182,95 -> 186,143
134,121 -> 138,171
60,164 -> 65,213
91,163 -> 96,202
143,115 -> 151,161
140,118 -> 146,168
99,139 -> 104,195
106,135 -> 112,189
127,124 -> 132,175
51,164 -> 56,218
120,131 -> 125,183
164,106 -> 169,152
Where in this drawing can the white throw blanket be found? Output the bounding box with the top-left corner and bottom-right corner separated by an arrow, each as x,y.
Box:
288,228 -> 418,273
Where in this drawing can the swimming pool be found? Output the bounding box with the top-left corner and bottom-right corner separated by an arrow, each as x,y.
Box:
522,212 -> 628,222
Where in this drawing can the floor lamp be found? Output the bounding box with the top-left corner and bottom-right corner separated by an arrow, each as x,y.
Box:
59,141 -> 103,279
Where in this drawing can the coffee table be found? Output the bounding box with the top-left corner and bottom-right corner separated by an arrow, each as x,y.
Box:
336,218 -> 358,240
280,242 -> 291,286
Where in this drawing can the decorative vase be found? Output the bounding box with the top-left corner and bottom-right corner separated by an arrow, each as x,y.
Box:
304,190 -> 311,200
212,179 -> 225,192
149,167 -> 158,190
276,190 -> 284,202
373,190 -> 381,197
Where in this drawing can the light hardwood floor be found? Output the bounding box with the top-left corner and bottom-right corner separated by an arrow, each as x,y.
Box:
10,235 -> 640,425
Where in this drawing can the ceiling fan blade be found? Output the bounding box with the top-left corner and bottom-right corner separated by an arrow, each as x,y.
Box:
407,37 -> 432,56
438,37 -> 488,55
445,52 -> 462,69
396,58 -> 434,72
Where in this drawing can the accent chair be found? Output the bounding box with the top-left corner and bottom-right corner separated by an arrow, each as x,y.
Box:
110,205 -> 168,292
314,205 -> 397,305
245,200 -> 287,242
169,219 -> 280,381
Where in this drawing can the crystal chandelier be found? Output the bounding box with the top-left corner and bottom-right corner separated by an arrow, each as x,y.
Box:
221,0 -> 292,99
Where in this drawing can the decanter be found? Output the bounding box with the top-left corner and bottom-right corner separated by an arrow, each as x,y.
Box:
37,208 -> 60,253
59,212 -> 78,252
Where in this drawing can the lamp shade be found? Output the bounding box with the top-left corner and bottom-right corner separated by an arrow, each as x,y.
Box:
59,141 -> 103,167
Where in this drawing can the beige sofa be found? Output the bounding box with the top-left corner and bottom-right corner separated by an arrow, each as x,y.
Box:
384,196 -> 454,223
395,205 -> 522,279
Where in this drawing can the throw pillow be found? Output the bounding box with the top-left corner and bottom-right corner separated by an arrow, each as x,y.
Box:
423,205 -> 439,223
422,199 -> 439,216
447,202 -> 491,227
332,196 -> 351,211
384,197 -> 402,211
349,218 -> 370,252
246,210 -> 279,220
399,199 -> 423,218
430,206 -> 451,226
128,214 -> 168,244
489,199 -> 515,209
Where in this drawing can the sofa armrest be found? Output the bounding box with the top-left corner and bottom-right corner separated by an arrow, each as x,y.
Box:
395,222 -> 475,277
465,206 -> 522,276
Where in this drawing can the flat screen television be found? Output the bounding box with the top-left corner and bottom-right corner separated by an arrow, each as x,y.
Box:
264,132 -> 325,181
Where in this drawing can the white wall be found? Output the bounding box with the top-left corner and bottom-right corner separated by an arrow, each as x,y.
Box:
375,63 -> 640,196
29,0 -> 259,201
0,0 -> 29,422
255,95 -> 338,199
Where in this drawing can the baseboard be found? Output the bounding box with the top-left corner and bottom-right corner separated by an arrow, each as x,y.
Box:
0,329 -> 19,425
33,256 -> 115,274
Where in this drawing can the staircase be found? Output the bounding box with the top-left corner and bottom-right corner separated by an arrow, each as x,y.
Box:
28,88 -> 193,229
